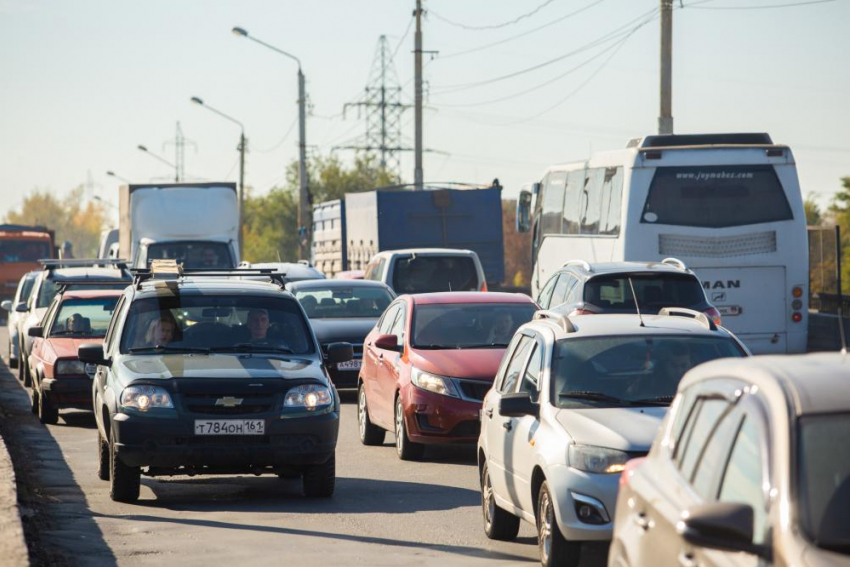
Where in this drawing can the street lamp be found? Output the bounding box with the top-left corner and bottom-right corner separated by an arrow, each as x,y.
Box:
137,145 -> 179,182
190,96 -> 246,260
105,170 -> 131,183
232,26 -> 310,261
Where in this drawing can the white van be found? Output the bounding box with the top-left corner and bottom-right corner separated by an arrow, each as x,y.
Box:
363,248 -> 487,294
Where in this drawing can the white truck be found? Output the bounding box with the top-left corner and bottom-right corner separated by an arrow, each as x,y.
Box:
119,183 -> 240,269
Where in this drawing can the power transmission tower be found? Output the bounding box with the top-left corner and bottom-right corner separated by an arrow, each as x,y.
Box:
336,36 -> 413,180
163,121 -> 197,181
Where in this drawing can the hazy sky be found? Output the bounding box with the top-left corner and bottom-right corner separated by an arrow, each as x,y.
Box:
1,0 -> 848,223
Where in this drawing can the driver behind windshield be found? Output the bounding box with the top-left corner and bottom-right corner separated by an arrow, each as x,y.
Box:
246,308 -> 270,342
487,310 -> 515,345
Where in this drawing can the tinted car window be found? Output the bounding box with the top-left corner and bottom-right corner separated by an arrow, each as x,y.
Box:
798,412 -> 850,554
120,295 -> 314,354
641,165 -> 793,228
677,399 -> 730,480
0,240 -> 51,262
719,416 -> 767,544
18,274 -> 37,304
147,241 -> 233,269
519,343 -> 543,402
392,256 -> 478,294
50,297 -> 120,338
586,274 -> 705,312
537,275 -> 558,309
550,275 -> 572,308
412,303 -> 537,349
501,336 -> 533,394
295,286 -> 393,319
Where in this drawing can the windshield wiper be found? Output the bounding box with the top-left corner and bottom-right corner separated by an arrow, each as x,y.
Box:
129,345 -> 210,354
559,391 -> 629,405
209,343 -> 295,354
630,395 -> 675,406
458,343 -> 510,349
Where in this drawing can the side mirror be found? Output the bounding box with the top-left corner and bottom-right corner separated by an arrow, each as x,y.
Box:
516,190 -> 533,233
28,326 -> 43,338
15,302 -> 28,313
678,503 -> 771,560
326,342 -> 354,364
1,300 -> 11,312
374,333 -> 401,352
78,343 -> 111,367
499,392 -> 538,418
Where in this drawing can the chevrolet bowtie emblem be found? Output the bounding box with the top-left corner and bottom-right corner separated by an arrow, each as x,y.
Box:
215,396 -> 244,407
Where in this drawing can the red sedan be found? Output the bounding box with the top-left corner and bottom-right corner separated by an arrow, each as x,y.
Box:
28,289 -> 122,424
357,292 -> 537,460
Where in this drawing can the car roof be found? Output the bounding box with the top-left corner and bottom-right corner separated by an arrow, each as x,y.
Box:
410,292 -> 535,305
135,277 -> 293,298
376,248 -> 476,257
43,267 -> 131,281
242,262 -> 325,279
531,313 -> 733,340
59,288 -> 125,300
560,260 -> 692,277
682,353 -> 850,416
286,279 -> 390,291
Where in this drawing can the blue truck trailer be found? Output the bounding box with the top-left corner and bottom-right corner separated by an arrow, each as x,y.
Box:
311,183 -> 505,285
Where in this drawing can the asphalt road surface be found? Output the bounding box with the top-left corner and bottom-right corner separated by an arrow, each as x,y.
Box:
0,328 -> 607,566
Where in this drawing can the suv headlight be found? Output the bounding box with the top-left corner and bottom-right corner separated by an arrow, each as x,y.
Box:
568,445 -> 631,474
411,368 -> 460,398
284,384 -> 332,410
55,359 -> 86,377
120,385 -> 174,411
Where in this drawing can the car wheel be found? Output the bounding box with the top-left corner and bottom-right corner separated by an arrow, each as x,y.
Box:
97,430 -> 110,481
30,387 -> 39,415
17,344 -> 25,383
109,428 -> 140,503
481,461 -> 520,540
38,389 -> 59,425
22,357 -> 32,388
302,453 -> 335,498
358,384 -> 385,446
394,395 -> 424,461
537,481 -> 580,567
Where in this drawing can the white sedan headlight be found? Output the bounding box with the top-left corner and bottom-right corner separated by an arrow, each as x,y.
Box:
55,359 -> 86,377
120,385 -> 174,411
284,384 -> 333,410
411,368 -> 460,398
568,445 -> 631,474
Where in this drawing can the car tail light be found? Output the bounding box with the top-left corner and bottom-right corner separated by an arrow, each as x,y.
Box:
792,286 -> 803,298
480,281 -> 488,292
703,306 -> 722,327
792,312 -> 803,323
619,457 -> 646,488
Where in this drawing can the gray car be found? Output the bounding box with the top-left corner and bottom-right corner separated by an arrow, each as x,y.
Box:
1,270 -> 38,369
478,307 -> 748,567
609,353 -> 850,567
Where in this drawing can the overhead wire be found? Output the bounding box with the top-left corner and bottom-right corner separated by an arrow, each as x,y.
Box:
252,117 -> 298,154
686,0 -> 834,9
429,0 -> 563,31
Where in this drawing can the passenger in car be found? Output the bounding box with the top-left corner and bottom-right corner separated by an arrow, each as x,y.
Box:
145,314 -> 178,346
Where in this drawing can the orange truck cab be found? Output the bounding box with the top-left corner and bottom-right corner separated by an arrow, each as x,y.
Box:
0,224 -> 55,304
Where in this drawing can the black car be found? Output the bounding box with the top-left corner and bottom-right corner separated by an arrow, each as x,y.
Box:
286,279 -> 395,388
81,266 -> 353,502
535,258 -> 722,326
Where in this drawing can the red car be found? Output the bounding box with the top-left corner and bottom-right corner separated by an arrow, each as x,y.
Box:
357,292 -> 538,460
27,289 -> 123,424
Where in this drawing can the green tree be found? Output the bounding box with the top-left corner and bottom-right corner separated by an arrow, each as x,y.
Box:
804,195 -> 823,226
5,186 -> 109,257
830,176 -> 850,293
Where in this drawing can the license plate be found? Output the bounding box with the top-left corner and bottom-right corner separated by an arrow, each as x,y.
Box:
337,359 -> 362,371
718,305 -> 743,316
194,420 -> 265,435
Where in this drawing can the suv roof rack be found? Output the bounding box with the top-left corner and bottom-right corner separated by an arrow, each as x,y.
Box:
658,307 -> 716,331
533,309 -> 578,333
132,262 -> 287,289
40,258 -> 128,271
55,279 -> 131,291
563,259 -> 592,273
660,257 -> 688,271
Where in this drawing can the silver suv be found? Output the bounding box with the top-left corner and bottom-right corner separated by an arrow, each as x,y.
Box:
478,307 -> 748,567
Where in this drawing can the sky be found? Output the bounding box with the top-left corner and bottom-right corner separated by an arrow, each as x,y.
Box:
1,0 -> 848,225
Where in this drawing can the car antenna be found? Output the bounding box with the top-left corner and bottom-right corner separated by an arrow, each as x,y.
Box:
628,277 -> 645,327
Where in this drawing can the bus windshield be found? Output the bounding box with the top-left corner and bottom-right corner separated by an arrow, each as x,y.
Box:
641,165 -> 793,228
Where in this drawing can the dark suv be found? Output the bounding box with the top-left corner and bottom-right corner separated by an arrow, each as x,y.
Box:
81,266 -> 353,502
535,258 -> 721,326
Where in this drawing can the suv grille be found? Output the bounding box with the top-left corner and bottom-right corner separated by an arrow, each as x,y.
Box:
184,393 -> 275,415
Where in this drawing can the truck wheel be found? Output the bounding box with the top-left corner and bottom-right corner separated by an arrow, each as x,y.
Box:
109,429 -> 140,502
395,396 -> 424,461
358,384 -> 385,446
481,461 -> 520,540
537,481 -> 580,567
38,390 -> 59,425
97,431 -> 110,481
302,454 -> 335,498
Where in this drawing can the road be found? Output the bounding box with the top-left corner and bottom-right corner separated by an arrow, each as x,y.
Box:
0,329 -> 608,566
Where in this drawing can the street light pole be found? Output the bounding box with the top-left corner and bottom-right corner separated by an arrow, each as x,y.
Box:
190,96 -> 246,261
137,145 -> 179,181
105,170 -> 131,184
232,26 -> 310,261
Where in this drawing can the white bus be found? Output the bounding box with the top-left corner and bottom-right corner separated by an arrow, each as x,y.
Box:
516,133 -> 808,354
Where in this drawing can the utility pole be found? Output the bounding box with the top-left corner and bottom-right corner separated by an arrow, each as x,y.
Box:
658,0 -> 674,135
164,121 -> 196,182
297,68 -> 310,261
239,132 -> 247,260
414,0 -> 424,190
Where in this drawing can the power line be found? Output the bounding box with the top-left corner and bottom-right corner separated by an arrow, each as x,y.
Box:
252,117 -> 298,154
429,0 -> 563,31
686,0 -> 835,9
390,16 -> 415,63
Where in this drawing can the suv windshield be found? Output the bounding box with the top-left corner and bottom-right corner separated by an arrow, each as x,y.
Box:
586,274 -> 706,312
641,165 -> 793,228
49,297 -> 119,338
392,256 -> 479,294
552,335 -> 744,408
798,412 -> 850,555
295,286 -> 393,319
120,294 -> 315,355
412,303 -> 537,349
146,241 -> 233,270
0,240 -> 51,262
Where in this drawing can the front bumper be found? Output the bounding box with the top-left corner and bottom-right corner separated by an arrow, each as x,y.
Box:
402,386 -> 482,444
42,377 -> 93,410
326,365 -> 360,389
545,463 -> 621,542
112,408 -> 339,471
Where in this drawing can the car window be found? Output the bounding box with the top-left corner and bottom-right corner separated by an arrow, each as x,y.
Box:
690,408 -> 743,498
586,274 -> 706,312
550,275 -> 572,308
537,274 -> 559,309
49,297 -> 121,338
500,336 -> 533,394
494,334 -> 523,392
676,398 -> 730,480
17,275 -> 37,304
564,277 -> 582,304
389,303 -> 406,344
104,295 -> 126,353
365,258 -> 386,282
719,415 -> 767,544
411,303 -> 537,349
378,303 -> 401,335
518,341 -> 543,402
41,298 -> 61,332
295,286 -> 393,319
391,255 -> 479,294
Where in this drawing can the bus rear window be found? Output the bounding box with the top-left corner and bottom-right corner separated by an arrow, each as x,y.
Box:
641,165 -> 793,228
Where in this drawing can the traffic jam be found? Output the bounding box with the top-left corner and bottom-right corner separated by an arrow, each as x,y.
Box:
1,161 -> 847,566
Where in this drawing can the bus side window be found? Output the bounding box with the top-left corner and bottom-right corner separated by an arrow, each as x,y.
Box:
599,166 -> 624,236
580,168 -> 604,235
541,172 -> 567,236
562,170 -> 583,235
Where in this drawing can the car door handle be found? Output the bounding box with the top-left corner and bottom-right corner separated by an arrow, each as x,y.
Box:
502,421 -> 512,431
634,513 -> 650,531
485,407 -> 493,418
678,552 -> 697,567
378,353 -> 384,360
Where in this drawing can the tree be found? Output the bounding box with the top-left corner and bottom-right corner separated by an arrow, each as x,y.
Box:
830,176 -> 850,293
804,195 -> 823,226
501,200 -> 532,290
4,186 -> 109,257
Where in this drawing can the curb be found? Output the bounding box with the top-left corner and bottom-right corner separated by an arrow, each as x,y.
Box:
0,429 -> 29,567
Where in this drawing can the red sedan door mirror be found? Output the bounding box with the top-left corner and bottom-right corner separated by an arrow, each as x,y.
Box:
374,333 -> 400,352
